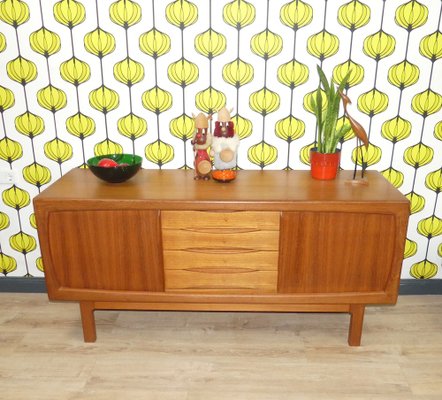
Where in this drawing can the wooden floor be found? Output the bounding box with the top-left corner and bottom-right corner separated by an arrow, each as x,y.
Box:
0,294 -> 441,400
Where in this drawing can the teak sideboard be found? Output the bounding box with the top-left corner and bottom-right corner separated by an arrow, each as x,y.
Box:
34,169 -> 409,346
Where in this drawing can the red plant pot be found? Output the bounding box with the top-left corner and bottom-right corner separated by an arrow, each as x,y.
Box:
310,148 -> 341,180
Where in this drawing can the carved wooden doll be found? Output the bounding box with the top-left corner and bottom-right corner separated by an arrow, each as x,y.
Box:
191,112 -> 212,180
211,107 -> 239,182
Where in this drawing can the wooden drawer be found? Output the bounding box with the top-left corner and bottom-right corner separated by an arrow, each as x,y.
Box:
162,210 -> 280,251
165,269 -> 277,293
162,210 -> 280,230
162,211 -> 280,293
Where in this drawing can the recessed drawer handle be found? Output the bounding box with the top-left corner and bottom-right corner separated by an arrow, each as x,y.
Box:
179,228 -> 260,234
184,247 -> 262,254
184,267 -> 259,274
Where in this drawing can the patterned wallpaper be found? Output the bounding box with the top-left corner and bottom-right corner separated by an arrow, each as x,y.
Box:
0,0 -> 441,280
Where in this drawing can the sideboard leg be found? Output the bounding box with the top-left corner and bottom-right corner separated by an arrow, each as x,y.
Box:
79,301 -> 97,342
348,304 -> 365,346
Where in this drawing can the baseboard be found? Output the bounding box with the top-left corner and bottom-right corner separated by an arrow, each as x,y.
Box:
399,279 -> 442,295
1,277 -> 441,295
0,277 -> 47,293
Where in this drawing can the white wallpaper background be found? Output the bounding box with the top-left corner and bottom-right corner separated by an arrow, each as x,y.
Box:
0,0 -> 441,280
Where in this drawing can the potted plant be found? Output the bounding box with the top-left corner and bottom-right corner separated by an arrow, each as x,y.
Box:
309,65 -> 352,180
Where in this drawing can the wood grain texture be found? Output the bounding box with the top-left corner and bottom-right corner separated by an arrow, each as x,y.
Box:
33,169 -> 410,345
1,293 -> 442,400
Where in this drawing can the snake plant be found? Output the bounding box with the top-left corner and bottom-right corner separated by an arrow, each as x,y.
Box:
310,65 -> 352,154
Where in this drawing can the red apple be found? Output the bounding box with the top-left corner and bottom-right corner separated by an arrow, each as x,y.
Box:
98,158 -> 118,167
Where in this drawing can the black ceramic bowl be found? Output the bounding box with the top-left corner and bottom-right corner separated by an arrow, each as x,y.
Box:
87,154 -> 142,183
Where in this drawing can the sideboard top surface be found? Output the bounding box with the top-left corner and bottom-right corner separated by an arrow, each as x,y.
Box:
35,169 -> 408,210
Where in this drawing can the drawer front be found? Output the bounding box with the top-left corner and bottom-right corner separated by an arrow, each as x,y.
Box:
165,269 -> 277,293
162,211 -> 280,293
162,210 -> 280,230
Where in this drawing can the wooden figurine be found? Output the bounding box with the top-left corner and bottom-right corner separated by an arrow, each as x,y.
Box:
191,112 -> 212,180
211,107 -> 240,182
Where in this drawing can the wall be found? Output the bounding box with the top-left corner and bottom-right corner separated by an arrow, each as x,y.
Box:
0,0 -> 441,280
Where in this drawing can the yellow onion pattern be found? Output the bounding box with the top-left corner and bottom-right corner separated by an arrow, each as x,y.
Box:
381,167 -> 404,188
168,58 -> 198,87
84,28 -> 116,58
222,59 -> 254,88
29,213 -> 36,229
420,31 -> 442,61
36,257 -> 44,272
94,139 -> 123,156
404,239 -> 418,258
37,85 -> 67,113
418,216 -> 442,239
439,243 -> 442,258
410,260 -> 437,279
7,56 -> 37,85
388,60 -> 419,90
117,113 -> 147,139
145,139 -> 174,167
280,0 -> 313,30
223,0 -> 255,29
23,162 -> 52,187
406,191 -> 425,214
89,86 -> 119,113
166,0 -> 198,29
0,0 -> 29,27
113,57 -> 144,86
15,112 -> 45,138
44,138 -> 73,163
425,169 -> 442,193
333,60 -> 364,88
0,253 -> 17,275
110,0 -> 141,28
412,89 -> 442,117
0,137 -> 23,163
2,185 -> 30,210
435,121 -> 442,141
195,29 -> 226,59
10,231 -> 36,254
275,115 -> 305,142
363,30 -> 396,60
300,142 -> 316,165
277,60 -> 309,88
169,114 -> 194,141
351,143 -> 382,167
338,0 -> 370,31
0,85 -> 14,111
139,28 -> 171,58
249,88 -> 280,116
53,0 -> 85,28
142,86 -> 173,115
307,30 -> 339,60
196,87 -> 226,114
303,89 -> 327,114
381,116 -> 412,143
231,114 -> 252,140
29,27 -> 61,57
0,211 -> 9,230
357,88 -> 389,116
248,141 -> 278,168
66,112 -> 96,138
251,29 -> 283,59
336,116 -> 355,142
60,57 -> 90,86
0,32 -> 5,52
395,0 -> 428,32
404,142 -> 433,168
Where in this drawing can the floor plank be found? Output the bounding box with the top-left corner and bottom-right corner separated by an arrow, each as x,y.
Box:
0,293 -> 441,400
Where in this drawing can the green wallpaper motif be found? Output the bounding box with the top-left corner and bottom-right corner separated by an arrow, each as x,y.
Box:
0,0 -> 441,279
